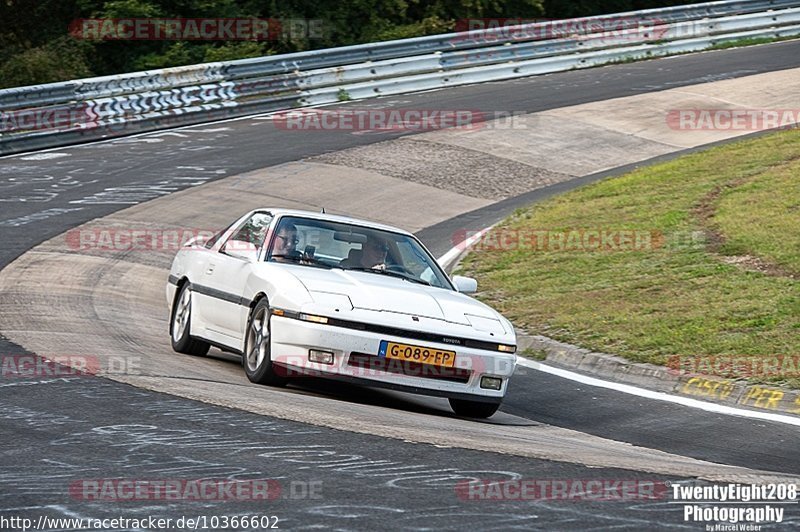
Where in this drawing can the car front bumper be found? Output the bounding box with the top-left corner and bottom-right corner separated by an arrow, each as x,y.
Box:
270,315 -> 516,402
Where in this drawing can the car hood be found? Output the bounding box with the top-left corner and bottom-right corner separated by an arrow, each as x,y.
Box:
287,267 -> 506,331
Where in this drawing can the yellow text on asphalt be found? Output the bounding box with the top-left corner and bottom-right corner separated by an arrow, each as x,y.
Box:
793,396 -> 800,415
680,377 -> 735,400
739,387 -> 784,410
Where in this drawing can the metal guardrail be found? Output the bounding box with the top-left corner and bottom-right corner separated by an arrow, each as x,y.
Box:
1,0 -> 799,155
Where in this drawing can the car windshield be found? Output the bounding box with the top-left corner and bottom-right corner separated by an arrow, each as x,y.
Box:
266,216 -> 453,290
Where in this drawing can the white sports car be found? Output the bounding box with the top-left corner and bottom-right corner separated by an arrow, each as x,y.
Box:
166,209 -> 516,418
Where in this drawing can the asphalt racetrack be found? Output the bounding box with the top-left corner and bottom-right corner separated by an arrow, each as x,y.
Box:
1,41 -> 800,530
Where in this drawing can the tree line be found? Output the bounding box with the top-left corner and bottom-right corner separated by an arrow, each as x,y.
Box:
0,1 -> 708,89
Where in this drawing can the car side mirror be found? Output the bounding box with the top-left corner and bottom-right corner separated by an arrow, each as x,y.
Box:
452,275 -> 477,294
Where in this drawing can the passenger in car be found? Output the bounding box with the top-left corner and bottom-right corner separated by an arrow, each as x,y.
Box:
340,235 -> 388,269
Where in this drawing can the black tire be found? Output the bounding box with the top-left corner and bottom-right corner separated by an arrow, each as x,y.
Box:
449,398 -> 500,419
243,298 -> 287,386
170,283 -> 210,357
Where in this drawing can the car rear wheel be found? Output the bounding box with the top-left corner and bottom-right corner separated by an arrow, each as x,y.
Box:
170,283 -> 210,357
449,398 -> 500,419
243,299 -> 287,386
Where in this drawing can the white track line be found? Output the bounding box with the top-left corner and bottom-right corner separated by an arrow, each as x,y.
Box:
517,357 -> 800,426
439,229 -> 800,427
437,225 -> 496,270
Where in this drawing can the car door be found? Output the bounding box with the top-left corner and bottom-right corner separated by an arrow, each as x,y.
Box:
197,212 -> 273,344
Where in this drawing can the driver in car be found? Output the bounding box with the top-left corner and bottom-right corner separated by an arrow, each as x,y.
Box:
270,223 -> 302,262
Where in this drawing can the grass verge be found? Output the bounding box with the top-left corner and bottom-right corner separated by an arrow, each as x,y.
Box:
457,129 -> 800,387
708,35 -> 800,51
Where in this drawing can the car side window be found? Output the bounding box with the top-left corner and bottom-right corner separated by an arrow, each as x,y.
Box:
396,240 -> 447,288
204,220 -> 238,249
221,212 -> 273,254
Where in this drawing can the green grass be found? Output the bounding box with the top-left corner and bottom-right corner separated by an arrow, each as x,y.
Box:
715,160 -> 800,275
708,35 -> 800,51
587,36 -> 800,70
458,129 -> 800,387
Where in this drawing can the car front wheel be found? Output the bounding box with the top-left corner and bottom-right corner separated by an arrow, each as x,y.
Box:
243,299 -> 287,386
449,398 -> 500,419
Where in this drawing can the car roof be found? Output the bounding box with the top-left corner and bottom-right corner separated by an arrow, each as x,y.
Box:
262,208 -> 414,236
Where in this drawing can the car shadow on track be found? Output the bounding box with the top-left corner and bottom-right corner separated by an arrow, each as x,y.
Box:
205,348 -> 538,427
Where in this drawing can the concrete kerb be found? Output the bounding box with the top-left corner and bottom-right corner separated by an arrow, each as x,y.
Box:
515,332 -> 800,418
516,333 -> 681,393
